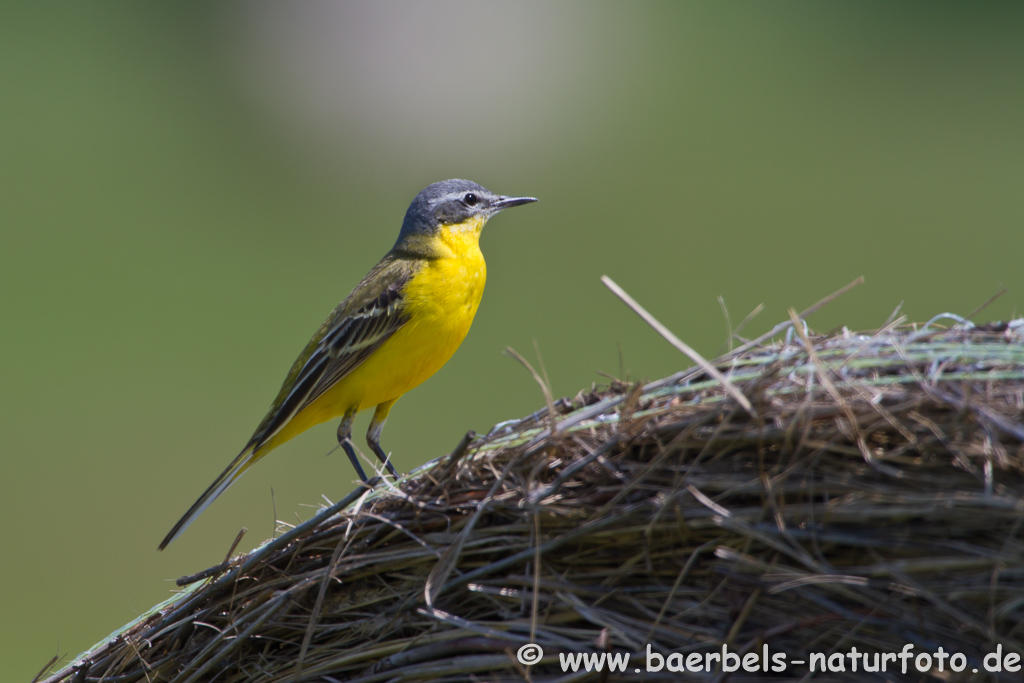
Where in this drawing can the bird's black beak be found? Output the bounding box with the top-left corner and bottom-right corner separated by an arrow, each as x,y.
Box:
491,195 -> 538,212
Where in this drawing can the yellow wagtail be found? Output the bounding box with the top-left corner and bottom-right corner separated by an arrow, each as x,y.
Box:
159,179 -> 536,549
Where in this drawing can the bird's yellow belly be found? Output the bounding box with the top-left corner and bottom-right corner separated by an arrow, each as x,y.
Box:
271,243 -> 487,444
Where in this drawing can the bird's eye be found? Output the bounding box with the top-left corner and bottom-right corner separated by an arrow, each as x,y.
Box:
463,193 -> 478,206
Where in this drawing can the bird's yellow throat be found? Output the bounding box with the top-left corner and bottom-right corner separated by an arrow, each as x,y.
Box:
400,215 -> 488,339
402,214 -> 486,259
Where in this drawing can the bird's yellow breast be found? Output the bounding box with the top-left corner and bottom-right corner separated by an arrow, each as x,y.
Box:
400,218 -> 488,349
281,217 -> 488,435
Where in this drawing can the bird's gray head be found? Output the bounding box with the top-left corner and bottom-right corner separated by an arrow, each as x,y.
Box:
396,179 -> 537,244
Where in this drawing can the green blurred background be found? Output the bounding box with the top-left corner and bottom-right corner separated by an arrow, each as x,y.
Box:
4,2 -> 1023,678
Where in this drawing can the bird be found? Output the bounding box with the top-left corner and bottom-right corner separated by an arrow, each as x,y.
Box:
159,179 -> 537,549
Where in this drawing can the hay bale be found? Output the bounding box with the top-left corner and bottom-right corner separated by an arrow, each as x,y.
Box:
40,316 -> 1024,682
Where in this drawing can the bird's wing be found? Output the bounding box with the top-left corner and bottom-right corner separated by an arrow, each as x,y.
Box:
247,255 -> 417,449
159,256 -> 416,550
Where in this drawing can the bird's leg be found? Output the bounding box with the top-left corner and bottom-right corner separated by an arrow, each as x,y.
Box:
367,400 -> 399,478
337,408 -> 368,482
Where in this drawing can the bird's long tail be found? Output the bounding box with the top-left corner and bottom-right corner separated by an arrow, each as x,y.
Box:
158,445 -> 259,550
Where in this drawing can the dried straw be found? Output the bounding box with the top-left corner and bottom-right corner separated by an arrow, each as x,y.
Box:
38,284 -> 1024,683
